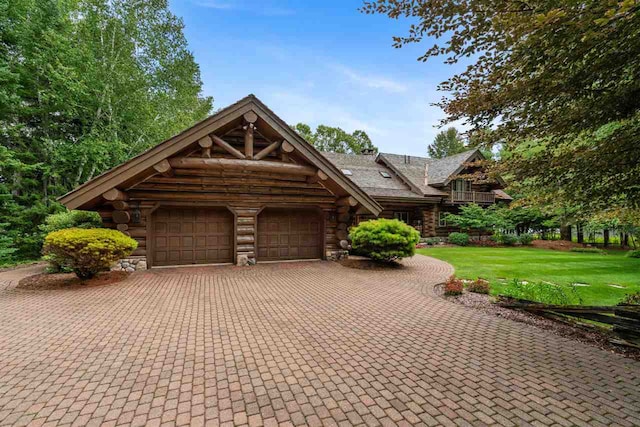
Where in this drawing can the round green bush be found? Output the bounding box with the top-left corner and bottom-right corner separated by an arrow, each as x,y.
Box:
43,228 -> 137,280
448,232 -> 469,246
626,249 -> 640,259
350,219 -> 420,262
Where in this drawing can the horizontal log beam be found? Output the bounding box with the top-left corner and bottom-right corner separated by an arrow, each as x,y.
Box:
113,210 -> 131,224
243,111 -> 258,123
153,159 -> 173,177
281,141 -> 295,153
168,157 -> 317,176
128,191 -> 336,205
211,135 -> 246,159
172,169 -> 308,182
103,188 -> 127,202
307,169 -> 329,184
112,200 -> 129,210
336,196 -> 358,207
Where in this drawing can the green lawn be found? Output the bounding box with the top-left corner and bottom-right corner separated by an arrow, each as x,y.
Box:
417,246 -> 640,306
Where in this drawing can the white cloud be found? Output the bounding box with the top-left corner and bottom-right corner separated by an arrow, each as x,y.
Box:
329,64 -> 408,94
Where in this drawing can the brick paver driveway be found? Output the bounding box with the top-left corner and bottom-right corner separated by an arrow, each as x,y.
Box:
1,256 -> 639,427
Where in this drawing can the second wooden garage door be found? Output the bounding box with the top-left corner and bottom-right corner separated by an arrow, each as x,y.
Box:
152,207 -> 233,266
257,208 -> 322,261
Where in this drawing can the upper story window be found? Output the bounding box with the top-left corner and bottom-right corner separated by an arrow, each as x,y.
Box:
453,179 -> 472,192
341,169 -> 353,176
394,211 -> 410,223
379,171 -> 391,179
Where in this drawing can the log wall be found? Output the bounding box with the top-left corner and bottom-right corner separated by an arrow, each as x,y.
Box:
96,165 -> 347,266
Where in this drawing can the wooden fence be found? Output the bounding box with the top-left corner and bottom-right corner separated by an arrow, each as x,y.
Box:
497,298 -> 640,348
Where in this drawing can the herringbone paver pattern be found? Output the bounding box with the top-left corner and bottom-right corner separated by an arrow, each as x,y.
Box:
0,256 -> 638,426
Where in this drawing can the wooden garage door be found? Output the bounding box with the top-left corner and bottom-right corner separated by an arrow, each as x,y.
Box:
257,208 -> 322,261
152,207 -> 233,266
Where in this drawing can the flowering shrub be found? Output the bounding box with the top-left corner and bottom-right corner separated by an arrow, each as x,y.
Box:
350,219 -> 420,262
43,228 -> 137,280
467,278 -> 490,294
444,276 -> 464,296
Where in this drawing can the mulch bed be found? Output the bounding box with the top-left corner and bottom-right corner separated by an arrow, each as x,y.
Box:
339,257 -> 404,271
17,271 -> 130,291
436,287 -> 640,360
531,240 -> 586,251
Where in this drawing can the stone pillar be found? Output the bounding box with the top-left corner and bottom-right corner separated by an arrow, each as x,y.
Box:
422,206 -> 438,237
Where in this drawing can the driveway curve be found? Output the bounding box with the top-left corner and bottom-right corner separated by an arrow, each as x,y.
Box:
0,255 -> 638,426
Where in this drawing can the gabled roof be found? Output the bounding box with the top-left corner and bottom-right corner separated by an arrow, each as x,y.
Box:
378,149 -> 485,189
320,152 -> 427,200
59,95 -> 382,215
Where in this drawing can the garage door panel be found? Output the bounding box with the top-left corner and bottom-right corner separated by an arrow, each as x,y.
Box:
152,207 -> 233,266
257,208 -> 322,261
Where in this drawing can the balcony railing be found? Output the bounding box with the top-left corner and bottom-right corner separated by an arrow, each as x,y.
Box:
451,190 -> 495,204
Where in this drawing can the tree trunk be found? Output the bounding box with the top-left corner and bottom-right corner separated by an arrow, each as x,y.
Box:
603,229 -> 610,248
576,223 -> 584,244
560,225 -> 572,242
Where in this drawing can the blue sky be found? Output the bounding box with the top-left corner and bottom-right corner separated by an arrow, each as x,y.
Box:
169,0 -> 467,156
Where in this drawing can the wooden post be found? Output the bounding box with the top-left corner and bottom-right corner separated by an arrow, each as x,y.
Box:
102,188 -> 127,202
198,136 -> 213,158
244,123 -> 254,159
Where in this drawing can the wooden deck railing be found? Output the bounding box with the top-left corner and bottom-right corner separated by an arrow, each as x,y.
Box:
451,191 -> 495,204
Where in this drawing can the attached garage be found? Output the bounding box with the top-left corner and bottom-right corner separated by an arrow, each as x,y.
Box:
152,207 -> 234,266
257,208 -> 322,261
58,95 -> 382,269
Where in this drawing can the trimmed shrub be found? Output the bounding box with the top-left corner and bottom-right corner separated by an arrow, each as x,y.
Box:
570,247 -> 606,254
43,228 -> 137,280
626,250 -> 640,258
448,232 -> 469,246
350,219 -> 420,262
444,276 -> 464,296
467,278 -> 490,294
518,233 -> 534,245
40,210 -> 103,234
492,233 -> 518,246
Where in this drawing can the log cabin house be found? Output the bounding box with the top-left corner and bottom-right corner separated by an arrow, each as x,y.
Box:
59,95 -> 510,270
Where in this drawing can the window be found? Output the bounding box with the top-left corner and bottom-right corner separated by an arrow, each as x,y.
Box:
438,212 -> 447,227
394,212 -> 409,223
341,169 -> 352,176
379,171 -> 391,179
453,179 -> 472,192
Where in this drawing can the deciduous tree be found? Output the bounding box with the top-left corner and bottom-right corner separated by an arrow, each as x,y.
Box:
361,0 -> 640,212
294,123 -> 378,154
428,127 -> 466,158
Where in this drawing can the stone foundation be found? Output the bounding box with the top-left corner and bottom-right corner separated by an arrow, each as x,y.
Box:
326,250 -> 349,261
112,257 -> 147,272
